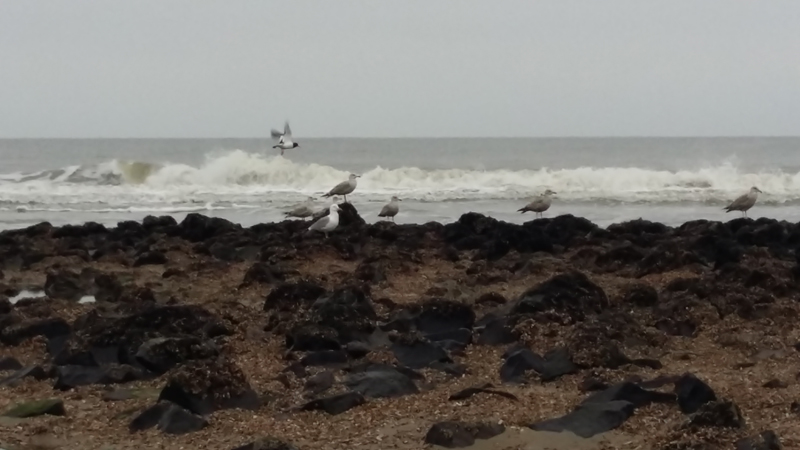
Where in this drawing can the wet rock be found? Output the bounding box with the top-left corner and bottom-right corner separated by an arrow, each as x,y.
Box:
133,251 -> 168,267
179,213 -> 240,243
426,328 -> 472,352
448,383 -> 518,401
415,299 -> 475,335
94,273 -> 123,302
300,350 -> 348,367
142,215 -> 178,231
311,286 -> 377,343
158,357 -> 261,415
54,364 -> 144,390
1,317 -> 71,346
129,401 -> 207,435
583,382 -> 675,408
579,376 -> 609,392
0,365 -> 49,387
688,400 -> 745,428
476,315 -> 517,346
231,437 -> 300,450
0,356 -> 22,371
241,262 -> 286,287
424,421 -> 505,448
135,336 -> 219,375
735,430 -> 782,450
287,324 -> 341,351
530,400 -> 634,438
621,284 -> 659,307
511,271 -> 608,322
391,337 -> 452,369
301,391 -> 365,415
2,398 -> 65,418
344,364 -> 419,399
675,373 -> 717,414
500,346 -> 577,383
264,281 -> 326,312
44,269 -> 86,301
304,370 -> 335,396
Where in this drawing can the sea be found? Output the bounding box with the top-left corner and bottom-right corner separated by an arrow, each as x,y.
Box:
1,137 -> 799,231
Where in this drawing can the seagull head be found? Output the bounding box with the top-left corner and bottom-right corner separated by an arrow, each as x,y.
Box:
391,196 -> 401,202
330,204 -> 341,212
751,186 -> 762,194
292,142 -> 300,148
349,174 -> 360,180
544,189 -> 557,196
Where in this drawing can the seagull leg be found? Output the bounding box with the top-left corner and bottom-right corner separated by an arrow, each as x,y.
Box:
281,149 -> 285,156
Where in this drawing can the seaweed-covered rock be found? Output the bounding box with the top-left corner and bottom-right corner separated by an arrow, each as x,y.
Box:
2,398 -> 65,418
511,271 -> 608,322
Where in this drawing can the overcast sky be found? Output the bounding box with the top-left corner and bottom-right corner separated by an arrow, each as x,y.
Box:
1,1 -> 799,138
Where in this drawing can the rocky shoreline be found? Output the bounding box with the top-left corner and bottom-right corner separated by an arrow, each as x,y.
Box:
0,204 -> 798,449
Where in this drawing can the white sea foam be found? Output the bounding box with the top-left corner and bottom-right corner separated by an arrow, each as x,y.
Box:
1,150 -> 799,207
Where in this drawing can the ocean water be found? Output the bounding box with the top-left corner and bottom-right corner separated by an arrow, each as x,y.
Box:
1,137 -> 799,231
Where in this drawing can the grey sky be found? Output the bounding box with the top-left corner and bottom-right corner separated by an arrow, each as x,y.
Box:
1,1 -> 799,138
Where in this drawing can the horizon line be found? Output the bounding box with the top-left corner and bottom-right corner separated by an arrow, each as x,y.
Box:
2,135 -> 800,140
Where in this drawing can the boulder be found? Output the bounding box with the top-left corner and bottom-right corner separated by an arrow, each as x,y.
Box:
675,373 -> 717,414
511,271 -> 608,322
129,402 -> 207,435
135,336 -> 219,375
301,391 -> 365,415
500,347 -> 577,383
344,364 -> 419,399
688,400 -> 745,428
391,337 -> 452,369
0,365 -> 49,387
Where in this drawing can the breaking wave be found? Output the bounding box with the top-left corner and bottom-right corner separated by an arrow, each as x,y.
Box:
1,150 -> 800,205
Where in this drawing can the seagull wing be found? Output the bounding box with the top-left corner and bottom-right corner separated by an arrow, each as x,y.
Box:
308,215 -> 330,231
379,203 -> 398,217
327,180 -> 351,196
284,121 -> 292,137
726,193 -> 750,210
270,128 -> 283,139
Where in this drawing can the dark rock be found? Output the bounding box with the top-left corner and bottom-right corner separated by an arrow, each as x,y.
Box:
0,356 -> 23,371
415,299 -> 475,335
688,400 -> 745,428
583,382 -> 676,408
579,376 -> 609,392
129,402 -> 208,435
426,328 -> 472,352
301,350 -> 348,367
424,421 -> 505,448
142,215 -> 178,230
735,430 -> 782,450
621,284 -> 659,307
529,400 -> 635,438
500,347 -> 577,383
2,398 -> 65,418
304,370 -> 335,396
476,315 -> 517,346
0,365 -> 48,386
231,437 -> 300,450
391,337 -> 451,369
344,364 -> 419,399
448,383 -> 518,401
158,357 -> 261,415
301,391 -> 365,415
133,251 -> 168,267
264,281 -> 326,312
762,379 -> 788,389
287,324 -> 341,351
54,364 -> 144,390
135,336 -> 219,375
1,317 -> 71,346
675,373 -> 717,414
242,262 -> 286,287
512,271 -> 608,322
44,269 -> 85,301
94,273 -> 123,302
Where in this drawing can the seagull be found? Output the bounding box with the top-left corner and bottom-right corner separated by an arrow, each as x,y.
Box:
284,197 -> 316,219
323,174 -> 359,203
518,189 -> 556,218
724,186 -> 762,218
308,204 -> 340,238
271,121 -> 299,156
378,196 -> 401,222
311,197 -> 339,221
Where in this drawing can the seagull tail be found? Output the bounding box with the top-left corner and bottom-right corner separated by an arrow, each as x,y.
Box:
517,208 -> 528,213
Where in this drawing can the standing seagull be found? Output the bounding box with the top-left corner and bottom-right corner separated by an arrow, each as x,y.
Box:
284,197 -> 316,219
323,174 -> 359,203
518,189 -> 556,218
378,196 -> 401,222
724,186 -> 762,217
271,121 -> 299,155
308,204 -> 340,238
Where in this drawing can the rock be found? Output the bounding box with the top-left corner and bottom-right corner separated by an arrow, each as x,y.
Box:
133,251 -> 168,267
675,373 -> 717,414
476,315 -> 517,345
311,286 -> 377,342
500,346 -> 577,383
0,365 -> 49,387
54,364 -> 144,390
135,336 -> 219,375
304,370 -> 335,396
735,431 -> 782,450
511,271 -> 608,322
0,356 -> 23,371
688,400 -> 745,428
448,383 -> 518,401
762,378 -> 788,389
102,387 -> 160,402
415,299 -> 476,335
2,398 -> 65,418
231,437 -> 300,450
344,364 -> 419,399
583,382 -> 676,408
158,357 -> 261,415
621,284 -> 659,307
300,350 -> 348,367
44,269 -> 86,301
530,400 -> 635,438
241,262 -> 286,287
579,376 -> 609,392
94,273 -> 123,302
1,318 -> 71,346
129,402 -> 207,435
287,324 -> 341,351
264,281 -> 326,312
424,421 -> 505,448
391,337 -> 451,369
301,391 -> 365,415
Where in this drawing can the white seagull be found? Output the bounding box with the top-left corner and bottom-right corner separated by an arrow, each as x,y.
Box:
308,204 -> 340,238
518,189 -> 556,218
323,174 -> 359,203
378,196 -> 401,222
284,197 -> 317,219
271,121 -> 299,155
724,186 -> 762,217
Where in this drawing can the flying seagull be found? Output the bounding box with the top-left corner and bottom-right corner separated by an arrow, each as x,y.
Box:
323,174 -> 359,203
271,121 -> 299,155
378,196 -> 401,222
724,186 -> 762,217
308,204 -> 340,238
518,189 -> 556,218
